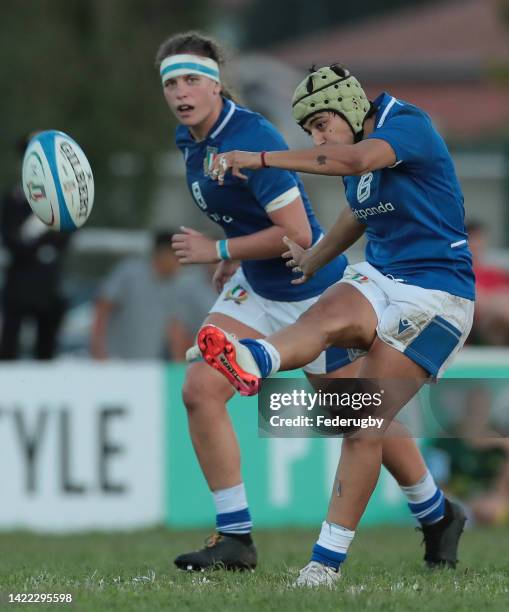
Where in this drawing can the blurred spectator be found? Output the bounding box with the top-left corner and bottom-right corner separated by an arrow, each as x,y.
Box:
427,222 -> 509,524
467,220 -> 509,345
90,230 -> 215,360
430,386 -> 509,525
461,386 -> 509,525
0,134 -> 71,360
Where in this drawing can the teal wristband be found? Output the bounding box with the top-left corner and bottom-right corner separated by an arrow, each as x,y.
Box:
216,239 -> 231,260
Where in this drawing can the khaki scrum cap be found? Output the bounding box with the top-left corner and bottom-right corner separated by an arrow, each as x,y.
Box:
292,65 -> 370,136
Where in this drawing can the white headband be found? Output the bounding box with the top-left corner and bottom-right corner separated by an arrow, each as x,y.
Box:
160,54 -> 220,85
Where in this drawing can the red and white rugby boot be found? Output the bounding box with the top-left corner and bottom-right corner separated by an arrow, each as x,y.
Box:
196,325 -> 261,396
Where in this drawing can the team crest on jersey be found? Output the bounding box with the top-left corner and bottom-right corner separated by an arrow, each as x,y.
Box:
350,273 -> 369,283
203,146 -> 219,176
224,284 -> 248,305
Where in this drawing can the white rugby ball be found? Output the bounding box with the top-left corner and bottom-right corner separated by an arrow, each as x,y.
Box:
22,130 -> 94,231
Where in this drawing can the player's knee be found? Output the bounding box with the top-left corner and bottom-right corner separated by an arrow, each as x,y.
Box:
182,365 -> 233,413
181,376 -> 202,411
298,296 -> 353,341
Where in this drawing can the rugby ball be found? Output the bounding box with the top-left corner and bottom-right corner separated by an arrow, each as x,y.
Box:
22,130 -> 94,231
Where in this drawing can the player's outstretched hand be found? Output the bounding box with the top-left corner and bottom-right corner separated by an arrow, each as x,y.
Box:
282,236 -> 316,285
172,226 -> 218,264
210,151 -> 262,185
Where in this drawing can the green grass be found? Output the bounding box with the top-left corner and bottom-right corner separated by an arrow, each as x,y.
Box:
0,527 -> 508,611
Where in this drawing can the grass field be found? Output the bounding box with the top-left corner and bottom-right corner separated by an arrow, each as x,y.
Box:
1,526 -> 508,611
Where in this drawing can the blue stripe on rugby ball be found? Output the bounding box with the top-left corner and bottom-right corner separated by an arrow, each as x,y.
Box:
37,130 -> 77,231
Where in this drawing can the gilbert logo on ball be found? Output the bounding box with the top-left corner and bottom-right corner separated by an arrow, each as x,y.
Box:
22,130 -> 94,231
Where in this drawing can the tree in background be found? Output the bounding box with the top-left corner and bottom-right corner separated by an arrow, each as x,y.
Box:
0,0 -> 206,227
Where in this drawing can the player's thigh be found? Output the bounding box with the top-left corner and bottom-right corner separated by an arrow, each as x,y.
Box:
183,313 -> 264,409
361,338 -> 429,378
306,356 -> 363,388
203,312 -> 266,340
299,283 -> 378,349
357,337 -> 428,425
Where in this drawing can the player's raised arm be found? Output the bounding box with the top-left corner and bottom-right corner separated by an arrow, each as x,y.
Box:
210,66 -> 399,182
211,139 -> 395,181
271,137 -> 397,176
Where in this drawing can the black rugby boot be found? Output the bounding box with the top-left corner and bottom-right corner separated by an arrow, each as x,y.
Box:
174,532 -> 257,571
419,499 -> 466,568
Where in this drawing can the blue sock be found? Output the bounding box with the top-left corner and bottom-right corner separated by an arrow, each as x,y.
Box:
213,483 -> 253,535
311,544 -> 346,570
239,339 -> 272,377
310,521 -> 354,570
401,471 -> 446,525
216,508 -> 252,534
408,489 -> 445,525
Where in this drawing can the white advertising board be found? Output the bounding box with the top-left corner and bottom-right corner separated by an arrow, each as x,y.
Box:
0,362 -> 164,532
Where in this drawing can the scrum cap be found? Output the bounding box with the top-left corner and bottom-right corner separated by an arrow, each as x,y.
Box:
292,65 -> 370,140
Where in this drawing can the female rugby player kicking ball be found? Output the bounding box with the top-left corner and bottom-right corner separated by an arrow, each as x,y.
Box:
158,34 -> 431,574
197,64 -> 474,586
157,33 -> 355,573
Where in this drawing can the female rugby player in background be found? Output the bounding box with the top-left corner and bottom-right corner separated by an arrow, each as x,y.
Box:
156,32 -> 354,572
198,64 -> 474,585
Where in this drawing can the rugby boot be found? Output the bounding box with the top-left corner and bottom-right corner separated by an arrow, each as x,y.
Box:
185,343 -> 202,363
174,532 -> 257,571
196,325 -> 261,396
419,498 -> 466,568
294,561 -> 341,588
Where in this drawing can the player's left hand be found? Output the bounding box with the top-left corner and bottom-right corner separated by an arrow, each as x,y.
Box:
210,151 -> 262,185
282,236 -> 317,284
172,226 -> 218,264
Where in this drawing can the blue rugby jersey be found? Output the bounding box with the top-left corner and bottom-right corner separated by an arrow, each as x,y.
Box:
343,92 -> 475,301
176,98 -> 347,301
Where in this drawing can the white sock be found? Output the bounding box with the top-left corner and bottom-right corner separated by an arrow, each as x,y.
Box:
316,520 -> 355,555
213,483 -> 252,534
311,520 -> 355,569
256,339 -> 281,375
400,470 -> 437,504
400,470 -> 445,525
213,482 -> 248,514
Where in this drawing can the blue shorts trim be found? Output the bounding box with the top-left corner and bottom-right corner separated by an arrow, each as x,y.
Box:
404,316 -> 462,376
325,346 -> 352,373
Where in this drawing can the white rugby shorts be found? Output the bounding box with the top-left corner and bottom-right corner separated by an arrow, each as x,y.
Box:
209,267 -> 351,374
340,262 -> 474,377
